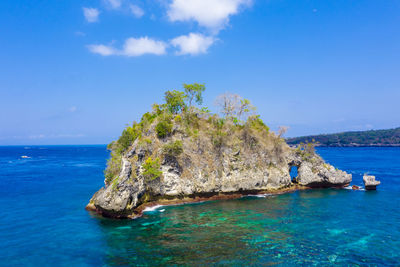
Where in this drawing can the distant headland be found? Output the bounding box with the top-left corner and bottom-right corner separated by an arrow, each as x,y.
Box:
286,127 -> 400,147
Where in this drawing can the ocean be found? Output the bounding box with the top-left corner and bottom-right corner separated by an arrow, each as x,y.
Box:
0,146 -> 399,266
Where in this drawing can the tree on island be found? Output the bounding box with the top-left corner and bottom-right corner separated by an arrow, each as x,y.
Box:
183,83 -> 205,111
215,92 -> 256,123
164,90 -> 186,114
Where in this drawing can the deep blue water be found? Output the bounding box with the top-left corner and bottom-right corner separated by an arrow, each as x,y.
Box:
0,146 -> 399,266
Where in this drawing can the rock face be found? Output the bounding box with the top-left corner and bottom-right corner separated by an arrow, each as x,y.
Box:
87,116 -> 352,219
88,148 -> 352,218
286,152 -> 351,188
363,175 -> 380,190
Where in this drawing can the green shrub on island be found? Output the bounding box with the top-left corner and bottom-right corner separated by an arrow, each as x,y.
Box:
116,127 -> 137,154
165,90 -> 186,114
174,114 -> 182,123
104,151 -> 122,184
162,140 -> 183,157
156,120 -> 173,138
210,118 -> 227,149
111,177 -> 119,191
295,140 -> 318,161
247,115 -> 270,133
142,157 -> 162,181
140,112 -> 157,128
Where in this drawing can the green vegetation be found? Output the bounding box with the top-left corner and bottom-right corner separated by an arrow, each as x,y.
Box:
162,140 -> 183,157
104,151 -> 122,184
156,120 -> 173,138
287,128 -> 400,147
142,157 -> 162,181
115,124 -> 139,154
183,83 -> 205,109
246,115 -> 269,133
210,118 -> 227,149
111,177 -> 119,191
174,114 -> 182,123
295,140 -> 318,161
165,90 -> 186,114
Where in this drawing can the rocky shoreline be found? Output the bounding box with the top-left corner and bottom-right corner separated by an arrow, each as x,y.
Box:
86,184 -> 316,219
87,179 -> 352,219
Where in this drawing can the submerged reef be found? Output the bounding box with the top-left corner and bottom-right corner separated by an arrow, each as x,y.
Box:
87,84 -> 351,218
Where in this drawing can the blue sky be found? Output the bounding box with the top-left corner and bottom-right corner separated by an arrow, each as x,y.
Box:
1,0 -> 400,145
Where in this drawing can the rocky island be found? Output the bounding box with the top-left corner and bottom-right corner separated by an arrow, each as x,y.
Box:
86,84 -> 352,218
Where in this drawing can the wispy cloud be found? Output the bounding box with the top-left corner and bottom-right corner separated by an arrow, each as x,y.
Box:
87,44 -> 117,56
75,31 -> 86,37
83,7 -> 100,23
123,37 -> 166,56
28,134 -> 46,140
104,0 -> 121,9
27,134 -> 85,140
167,0 -> 252,33
130,4 -> 144,18
88,37 -> 167,57
171,33 -> 216,55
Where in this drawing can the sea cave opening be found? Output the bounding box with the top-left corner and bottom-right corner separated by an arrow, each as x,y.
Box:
290,165 -> 298,183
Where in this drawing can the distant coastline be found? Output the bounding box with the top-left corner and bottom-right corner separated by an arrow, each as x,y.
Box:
286,127 -> 400,147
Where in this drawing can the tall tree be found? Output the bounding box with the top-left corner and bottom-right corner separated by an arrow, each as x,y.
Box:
215,93 -> 241,118
164,90 -> 186,114
183,83 -> 206,110
215,93 -> 256,122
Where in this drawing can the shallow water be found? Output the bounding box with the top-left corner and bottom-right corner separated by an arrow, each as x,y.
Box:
0,146 -> 399,266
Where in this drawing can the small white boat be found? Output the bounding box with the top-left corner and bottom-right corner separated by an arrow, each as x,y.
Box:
21,155 -> 31,159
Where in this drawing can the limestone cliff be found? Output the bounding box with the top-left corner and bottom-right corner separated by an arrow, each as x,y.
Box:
87,112 -> 351,219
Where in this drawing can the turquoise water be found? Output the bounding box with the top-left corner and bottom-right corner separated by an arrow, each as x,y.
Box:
0,146 -> 399,266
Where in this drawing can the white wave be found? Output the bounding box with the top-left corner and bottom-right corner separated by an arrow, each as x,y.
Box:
159,209 -> 165,212
344,185 -> 365,191
21,155 -> 31,159
143,205 -> 164,212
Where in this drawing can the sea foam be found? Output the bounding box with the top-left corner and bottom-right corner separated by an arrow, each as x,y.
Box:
143,205 -> 164,212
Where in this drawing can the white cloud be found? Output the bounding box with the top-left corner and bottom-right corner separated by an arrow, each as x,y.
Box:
123,37 -> 166,56
87,44 -> 117,56
75,31 -> 86,37
83,7 -> 100,23
171,33 -> 215,55
104,0 -> 121,9
167,0 -> 251,32
88,37 -> 167,57
130,4 -> 144,18
28,134 -> 85,139
28,134 -> 46,140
